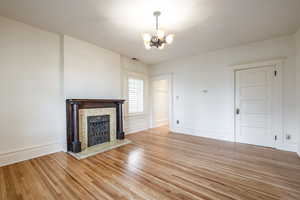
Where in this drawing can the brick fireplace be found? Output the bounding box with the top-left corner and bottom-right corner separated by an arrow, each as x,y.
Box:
66,99 -> 125,153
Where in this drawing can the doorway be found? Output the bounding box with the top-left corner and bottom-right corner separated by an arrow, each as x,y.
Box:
150,75 -> 172,132
234,61 -> 282,148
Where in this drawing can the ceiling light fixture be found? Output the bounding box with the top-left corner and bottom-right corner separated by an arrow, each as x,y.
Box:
142,11 -> 174,50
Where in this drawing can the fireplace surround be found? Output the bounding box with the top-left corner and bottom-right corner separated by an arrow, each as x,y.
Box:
66,99 -> 125,153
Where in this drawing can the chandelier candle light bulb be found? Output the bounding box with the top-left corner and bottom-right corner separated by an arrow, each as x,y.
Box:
156,30 -> 165,39
144,42 -> 151,49
166,34 -> 174,44
142,11 -> 174,49
143,33 -> 151,42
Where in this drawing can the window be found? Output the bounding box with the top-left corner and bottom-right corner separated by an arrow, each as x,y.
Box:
128,77 -> 144,114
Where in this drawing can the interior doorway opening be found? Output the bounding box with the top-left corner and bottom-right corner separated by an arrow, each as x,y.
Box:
150,75 -> 172,133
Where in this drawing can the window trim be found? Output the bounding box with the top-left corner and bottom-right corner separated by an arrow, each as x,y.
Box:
124,71 -> 147,117
128,77 -> 144,115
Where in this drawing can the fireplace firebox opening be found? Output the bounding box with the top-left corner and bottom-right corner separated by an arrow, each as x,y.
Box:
87,115 -> 110,147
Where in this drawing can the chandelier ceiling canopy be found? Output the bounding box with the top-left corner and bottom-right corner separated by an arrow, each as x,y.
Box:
142,11 -> 174,50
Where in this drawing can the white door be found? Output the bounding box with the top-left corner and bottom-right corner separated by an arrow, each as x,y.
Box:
235,66 -> 275,147
151,79 -> 169,128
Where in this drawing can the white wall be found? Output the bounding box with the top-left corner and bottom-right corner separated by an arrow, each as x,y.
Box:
0,17 -> 150,166
64,36 -> 122,99
296,29 -> 300,156
121,57 -> 150,133
151,36 -> 298,152
64,37 -> 151,135
0,16 -> 65,166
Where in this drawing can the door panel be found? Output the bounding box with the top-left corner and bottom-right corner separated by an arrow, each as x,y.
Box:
235,67 -> 274,147
240,86 -> 267,98
240,70 -> 267,86
241,114 -> 266,128
240,127 -> 269,147
241,100 -> 267,114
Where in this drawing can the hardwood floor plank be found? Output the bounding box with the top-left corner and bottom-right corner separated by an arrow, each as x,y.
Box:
33,156 -> 96,200
0,167 -> 7,199
100,148 -> 236,200
89,154 -> 207,200
2,166 -> 22,200
129,131 -> 300,191
103,147 -> 277,200
0,127 -> 300,200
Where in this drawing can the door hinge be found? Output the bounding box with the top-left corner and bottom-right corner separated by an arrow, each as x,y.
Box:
236,108 -> 240,115
274,135 -> 277,141
274,70 -> 277,77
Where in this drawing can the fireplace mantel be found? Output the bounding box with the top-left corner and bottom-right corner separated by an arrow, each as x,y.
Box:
66,99 -> 125,153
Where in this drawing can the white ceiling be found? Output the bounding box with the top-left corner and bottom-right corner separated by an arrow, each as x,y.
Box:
1,0 -> 300,64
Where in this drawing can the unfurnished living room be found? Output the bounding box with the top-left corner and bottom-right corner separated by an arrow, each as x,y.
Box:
0,0 -> 300,199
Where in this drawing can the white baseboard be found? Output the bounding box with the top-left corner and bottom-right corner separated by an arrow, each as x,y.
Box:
276,143 -> 298,152
125,128 -> 149,135
152,119 -> 168,128
61,142 -> 68,152
151,123 -> 169,129
171,127 -> 234,142
171,127 -> 298,153
124,114 -> 149,135
0,142 -> 63,167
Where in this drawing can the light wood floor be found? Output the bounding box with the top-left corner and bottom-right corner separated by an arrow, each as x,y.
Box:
1,127 -> 300,200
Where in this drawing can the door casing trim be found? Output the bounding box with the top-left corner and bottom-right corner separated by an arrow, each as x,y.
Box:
231,58 -> 285,149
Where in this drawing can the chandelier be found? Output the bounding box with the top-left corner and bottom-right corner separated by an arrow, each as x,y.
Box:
142,11 -> 174,50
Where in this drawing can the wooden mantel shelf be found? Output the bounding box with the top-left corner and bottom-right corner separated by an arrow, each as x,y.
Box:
66,99 -> 125,153
67,99 -> 125,103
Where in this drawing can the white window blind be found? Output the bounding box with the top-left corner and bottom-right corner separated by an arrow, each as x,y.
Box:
128,77 -> 144,114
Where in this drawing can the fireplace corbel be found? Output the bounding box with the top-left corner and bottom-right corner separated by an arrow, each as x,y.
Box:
66,99 -> 125,153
